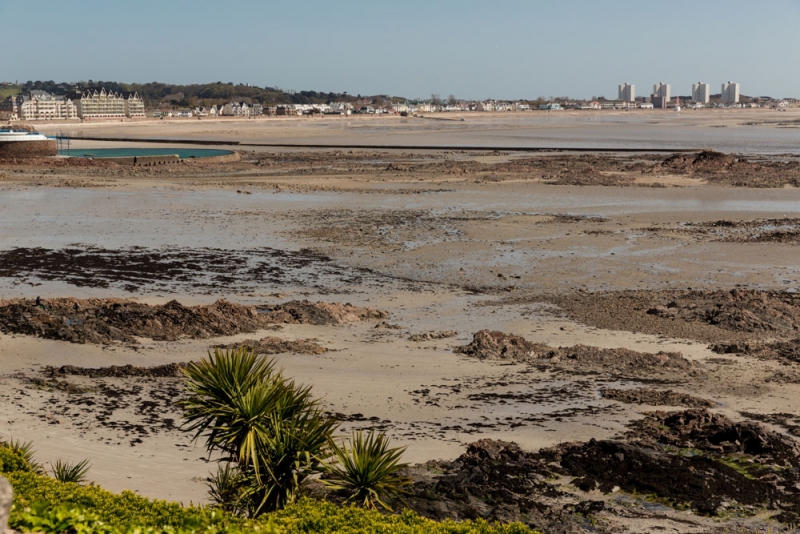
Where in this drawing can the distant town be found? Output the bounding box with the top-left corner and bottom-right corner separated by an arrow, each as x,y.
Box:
0,79 -> 796,122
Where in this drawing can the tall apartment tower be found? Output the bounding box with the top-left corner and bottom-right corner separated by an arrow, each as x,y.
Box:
721,81 -> 740,104
653,83 -> 671,101
692,82 -> 710,104
618,83 -> 635,102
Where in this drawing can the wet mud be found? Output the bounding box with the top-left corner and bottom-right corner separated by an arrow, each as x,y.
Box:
644,218 -> 800,244
0,245 -> 374,294
5,149 -> 800,188
543,288 -> 800,344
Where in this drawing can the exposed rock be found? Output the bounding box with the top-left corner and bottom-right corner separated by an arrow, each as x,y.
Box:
405,439 -> 577,532
44,363 -> 187,379
453,330 -> 537,360
408,331 -> 457,342
535,344 -> 692,373
0,298 -> 385,345
455,330 -> 694,378
374,321 -> 403,329
258,300 -> 387,325
554,438 -> 776,516
0,298 -> 267,344
546,288 -> 800,344
711,338 -> 800,363
661,150 -> 737,173
215,336 -> 327,355
545,166 -> 635,186
601,388 -> 715,408
630,408 -> 800,468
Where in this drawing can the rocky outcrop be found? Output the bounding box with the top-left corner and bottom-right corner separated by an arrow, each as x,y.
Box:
0,298 -> 387,345
216,336 -> 327,355
601,388 -> 715,408
258,300 -> 387,325
453,330 -> 537,360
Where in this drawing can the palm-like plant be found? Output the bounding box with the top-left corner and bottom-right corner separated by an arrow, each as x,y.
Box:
182,347 -> 277,457
207,462 -> 247,515
181,347 -> 338,516
323,429 -> 411,511
50,458 -> 91,484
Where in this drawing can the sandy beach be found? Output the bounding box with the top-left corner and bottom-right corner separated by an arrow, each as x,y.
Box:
3,112 -> 800,531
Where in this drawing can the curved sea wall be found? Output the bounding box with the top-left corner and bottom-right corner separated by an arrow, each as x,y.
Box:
0,140 -> 57,158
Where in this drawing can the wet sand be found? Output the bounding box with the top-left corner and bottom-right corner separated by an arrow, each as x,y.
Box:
36,107 -> 800,153
2,116 -> 800,530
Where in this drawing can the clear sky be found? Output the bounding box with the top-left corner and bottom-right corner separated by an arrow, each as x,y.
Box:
2,0 -> 799,100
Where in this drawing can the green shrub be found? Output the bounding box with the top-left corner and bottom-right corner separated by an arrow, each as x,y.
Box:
269,499 -> 535,534
50,458 -> 91,484
11,498 -> 535,534
323,430 -> 411,510
0,443 -> 34,474
0,438 -> 42,474
3,447 -> 536,533
7,470 -> 226,530
181,348 -> 337,516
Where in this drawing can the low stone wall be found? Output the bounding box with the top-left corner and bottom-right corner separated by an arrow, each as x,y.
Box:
186,151 -> 241,164
97,154 -> 181,166
0,140 -> 57,158
82,152 -> 239,166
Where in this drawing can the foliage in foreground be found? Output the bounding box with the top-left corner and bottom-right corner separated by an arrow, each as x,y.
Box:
183,349 -> 415,516
323,430 -> 411,510
3,442 -> 534,533
50,458 -> 92,484
182,348 -> 339,515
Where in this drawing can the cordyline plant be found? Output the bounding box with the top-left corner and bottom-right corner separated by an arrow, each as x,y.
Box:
181,347 -> 411,517
323,429 -> 411,511
181,347 -> 336,516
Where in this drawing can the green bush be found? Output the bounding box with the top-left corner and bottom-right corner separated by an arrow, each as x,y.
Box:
323,430 -> 411,510
8,469 -> 226,530
181,348 -> 337,516
50,458 -> 92,484
269,499 -> 535,534
0,443 -> 34,474
3,446 -> 536,533
11,497 -> 535,534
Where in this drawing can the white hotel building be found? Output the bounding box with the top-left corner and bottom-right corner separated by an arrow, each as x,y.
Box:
15,91 -> 78,120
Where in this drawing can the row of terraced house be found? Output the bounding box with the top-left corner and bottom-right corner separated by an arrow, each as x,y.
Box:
0,88 -> 146,120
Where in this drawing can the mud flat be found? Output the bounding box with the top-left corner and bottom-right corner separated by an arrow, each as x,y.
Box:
2,119 -> 800,531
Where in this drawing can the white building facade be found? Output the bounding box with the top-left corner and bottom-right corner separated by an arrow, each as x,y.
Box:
692,82 -> 710,104
618,83 -> 635,102
653,83 -> 671,101
721,81 -> 740,104
124,93 -> 146,118
16,91 -> 78,120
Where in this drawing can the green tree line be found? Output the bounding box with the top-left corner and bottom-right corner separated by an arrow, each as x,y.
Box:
19,80 -> 390,108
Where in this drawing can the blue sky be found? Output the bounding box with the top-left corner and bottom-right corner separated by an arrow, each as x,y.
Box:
2,0 -> 799,100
